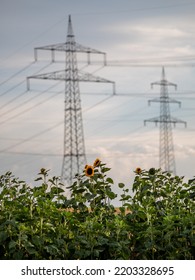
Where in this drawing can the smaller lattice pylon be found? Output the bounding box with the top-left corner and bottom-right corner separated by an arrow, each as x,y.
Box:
144,67 -> 187,174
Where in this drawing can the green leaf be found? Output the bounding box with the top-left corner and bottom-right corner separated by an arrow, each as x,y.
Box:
9,240 -> 17,250
85,192 -> 95,200
50,186 -> 65,194
46,245 -> 59,255
0,231 -> 8,243
34,177 -> 43,182
120,195 -> 131,201
107,191 -> 117,199
137,211 -> 146,220
106,177 -> 114,184
189,192 -> 195,199
188,178 -> 195,184
118,183 -> 125,188
13,251 -> 24,259
102,167 -> 111,173
32,236 -> 43,247
119,207 -> 125,214
26,247 -> 37,255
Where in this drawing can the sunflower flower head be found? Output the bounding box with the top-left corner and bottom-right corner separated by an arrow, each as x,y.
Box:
40,168 -> 46,174
85,165 -> 94,177
135,167 -> 142,174
93,158 -> 101,168
39,168 -> 48,176
149,167 -> 156,175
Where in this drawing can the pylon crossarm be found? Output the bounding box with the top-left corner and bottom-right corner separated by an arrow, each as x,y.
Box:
75,43 -> 107,65
144,116 -> 187,127
26,70 -> 66,90
34,42 -> 106,64
144,116 -> 160,126
169,117 -> 187,127
148,97 -> 181,106
74,42 -> 106,55
27,70 -> 114,83
167,98 -> 181,106
151,81 -> 177,89
27,70 -> 115,93
78,71 -> 114,83
151,81 -> 162,88
35,42 -> 106,54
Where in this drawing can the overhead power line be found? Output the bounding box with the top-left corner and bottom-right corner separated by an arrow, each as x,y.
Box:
0,82 -> 62,124
0,93 -> 115,154
72,1 -> 195,16
0,62 -> 52,99
0,61 -> 35,87
0,121 -> 63,154
0,15 -> 68,65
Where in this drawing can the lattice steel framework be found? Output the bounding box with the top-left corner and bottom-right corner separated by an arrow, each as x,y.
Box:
27,15 -> 115,189
144,67 -> 186,174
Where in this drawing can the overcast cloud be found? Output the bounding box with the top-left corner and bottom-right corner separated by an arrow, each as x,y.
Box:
0,0 -> 195,203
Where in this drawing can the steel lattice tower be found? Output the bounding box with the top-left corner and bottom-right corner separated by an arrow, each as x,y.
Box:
144,67 -> 186,174
27,15 -> 115,189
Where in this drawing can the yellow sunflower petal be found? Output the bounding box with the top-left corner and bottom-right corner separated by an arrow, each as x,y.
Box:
93,158 -> 101,167
85,165 -> 94,177
135,167 -> 142,174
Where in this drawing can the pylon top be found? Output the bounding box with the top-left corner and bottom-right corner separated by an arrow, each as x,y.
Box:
33,15 -> 106,63
162,66 -> 165,80
67,15 -> 74,39
151,66 -> 177,89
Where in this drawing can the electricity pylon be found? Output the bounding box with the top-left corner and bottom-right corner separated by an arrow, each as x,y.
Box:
144,67 -> 186,174
27,15 -> 115,190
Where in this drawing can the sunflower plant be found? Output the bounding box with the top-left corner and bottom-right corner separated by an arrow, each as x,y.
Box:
123,168 -> 195,259
0,162 -> 194,260
67,159 -> 117,213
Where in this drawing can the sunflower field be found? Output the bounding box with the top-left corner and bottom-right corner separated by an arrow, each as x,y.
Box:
0,160 -> 194,260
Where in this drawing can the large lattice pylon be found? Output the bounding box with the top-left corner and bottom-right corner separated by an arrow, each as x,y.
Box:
27,15 -> 115,190
144,67 -> 186,174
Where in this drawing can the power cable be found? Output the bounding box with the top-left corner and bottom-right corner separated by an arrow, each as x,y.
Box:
106,62 -> 195,68
0,61 -> 102,106
0,90 -> 28,110
0,62 -> 52,99
72,1 -> 195,16
0,61 -> 35,88
83,95 -> 114,113
0,67 -> 193,157
0,80 -> 26,98
0,70 -> 110,122
1,150 -> 159,158
86,104 -> 147,137
17,89 -> 195,98
0,81 -> 61,119
1,151 -> 62,157
0,82 -> 62,125
0,121 -> 63,154
55,59 -> 195,67
0,94 -> 115,153
0,16 -> 67,65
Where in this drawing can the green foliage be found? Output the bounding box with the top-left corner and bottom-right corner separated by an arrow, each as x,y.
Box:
125,169 -> 195,259
0,164 -> 194,259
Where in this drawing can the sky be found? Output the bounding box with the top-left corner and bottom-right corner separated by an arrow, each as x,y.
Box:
0,0 -> 195,204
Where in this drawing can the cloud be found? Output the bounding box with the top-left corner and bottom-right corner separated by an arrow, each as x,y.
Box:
119,24 -> 188,38
103,14 -> 195,60
0,0 -> 195,196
